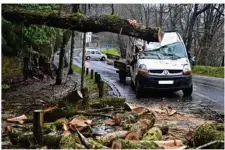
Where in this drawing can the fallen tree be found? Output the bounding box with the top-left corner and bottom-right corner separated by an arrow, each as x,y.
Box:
2,6 -> 160,42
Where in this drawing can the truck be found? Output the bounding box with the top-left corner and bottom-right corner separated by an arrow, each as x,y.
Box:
114,32 -> 193,98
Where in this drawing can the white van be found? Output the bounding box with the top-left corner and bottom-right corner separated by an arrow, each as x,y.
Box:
114,32 -> 193,98
133,32 -> 193,97
85,49 -> 107,61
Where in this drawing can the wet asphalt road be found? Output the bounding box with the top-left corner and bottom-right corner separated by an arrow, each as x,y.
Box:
73,50 -> 224,117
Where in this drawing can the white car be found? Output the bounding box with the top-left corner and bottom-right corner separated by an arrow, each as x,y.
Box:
85,49 -> 107,61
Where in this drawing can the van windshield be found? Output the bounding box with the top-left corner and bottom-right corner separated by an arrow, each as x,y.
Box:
141,42 -> 187,60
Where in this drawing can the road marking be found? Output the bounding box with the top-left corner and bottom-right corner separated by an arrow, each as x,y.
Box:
194,81 -> 224,91
194,92 -> 222,108
195,92 -> 211,101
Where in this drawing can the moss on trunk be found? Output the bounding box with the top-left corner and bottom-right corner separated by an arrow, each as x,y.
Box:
142,127 -> 162,141
194,123 -> 224,149
112,139 -> 159,149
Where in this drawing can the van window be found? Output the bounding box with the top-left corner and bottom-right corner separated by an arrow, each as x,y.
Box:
142,42 -> 187,60
96,51 -> 101,54
86,51 -> 90,55
91,51 -> 95,54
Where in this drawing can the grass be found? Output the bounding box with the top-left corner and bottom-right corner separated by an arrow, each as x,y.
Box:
192,65 -> 224,78
72,64 -> 97,93
101,47 -> 120,56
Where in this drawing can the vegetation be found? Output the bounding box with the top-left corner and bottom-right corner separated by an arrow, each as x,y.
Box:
72,64 -> 97,93
101,47 -> 120,56
192,65 -> 224,78
2,56 -> 22,82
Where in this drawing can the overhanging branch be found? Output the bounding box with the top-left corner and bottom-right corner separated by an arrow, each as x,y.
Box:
2,6 -> 160,42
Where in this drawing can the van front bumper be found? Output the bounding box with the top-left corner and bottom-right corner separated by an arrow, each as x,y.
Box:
136,74 -> 192,90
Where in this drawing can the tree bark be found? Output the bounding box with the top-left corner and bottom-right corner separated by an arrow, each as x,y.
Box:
81,33 -> 86,89
95,131 -> 128,146
111,139 -> 158,149
68,31 -> 75,74
64,55 -> 69,68
81,5 -> 87,90
55,31 -> 70,85
125,117 -> 155,140
2,6 -> 160,42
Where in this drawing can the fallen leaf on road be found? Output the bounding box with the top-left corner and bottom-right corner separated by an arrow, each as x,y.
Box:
7,114 -> 27,124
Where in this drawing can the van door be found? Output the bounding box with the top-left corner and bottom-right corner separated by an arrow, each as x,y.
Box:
90,50 -> 96,60
95,51 -> 102,60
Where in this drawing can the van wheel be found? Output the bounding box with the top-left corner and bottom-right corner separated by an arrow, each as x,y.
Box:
101,57 -> 106,61
135,80 -> 143,99
86,56 -> 90,60
182,85 -> 193,97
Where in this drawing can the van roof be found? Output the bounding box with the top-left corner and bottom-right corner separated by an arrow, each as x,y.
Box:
160,32 -> 183,46
86,49 -> 98,51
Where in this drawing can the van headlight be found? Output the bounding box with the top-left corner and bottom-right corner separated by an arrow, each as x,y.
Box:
183,64 -> 192,75
138,64 -> 149,75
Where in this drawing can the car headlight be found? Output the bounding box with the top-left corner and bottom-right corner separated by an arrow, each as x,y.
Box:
138,64 -> 149,75
183,64 -> 192,75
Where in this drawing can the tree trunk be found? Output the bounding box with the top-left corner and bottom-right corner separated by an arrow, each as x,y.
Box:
111,139 -> 158,149
186,4 -> 211,59
185,5 -> 198,59
125,117 -> 155,140
81,32 -> 86,89
68,31 -> 75,74
55,31 -> 70,85
81,5 -> 87,90
2,6 -> 160,42
221,56 -> 224,66
23,47 -> 32,80
95,131 -> 128,146
64,55 -> 69,68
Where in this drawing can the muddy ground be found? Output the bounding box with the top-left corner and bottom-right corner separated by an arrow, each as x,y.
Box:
1,68 -> 114,148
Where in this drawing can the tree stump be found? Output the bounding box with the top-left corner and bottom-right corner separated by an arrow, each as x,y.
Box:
62,90 -> 83,104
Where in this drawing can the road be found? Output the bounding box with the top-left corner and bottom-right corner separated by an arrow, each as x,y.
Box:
73,50 -> 224,119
